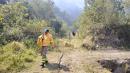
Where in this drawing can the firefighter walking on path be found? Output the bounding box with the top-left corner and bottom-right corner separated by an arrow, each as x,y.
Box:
37,29 -> 54,67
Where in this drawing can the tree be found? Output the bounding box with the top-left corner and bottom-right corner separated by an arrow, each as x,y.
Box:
27,0 -> 55,20
0,3 -> 28,44
0,3 -> 49,45
50,19 -> 69,37
77,0 -> 130,48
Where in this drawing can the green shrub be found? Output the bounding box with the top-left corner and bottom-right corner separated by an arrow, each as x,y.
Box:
0,41 -> 37,73
23,39 -> 37,48
77,0 -> 130,49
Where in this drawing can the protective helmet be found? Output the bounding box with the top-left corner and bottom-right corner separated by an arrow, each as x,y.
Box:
43,28 -> 49,33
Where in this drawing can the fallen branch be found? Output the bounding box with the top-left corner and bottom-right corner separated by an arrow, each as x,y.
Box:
57,53 -> 64,73
58,53 -> 64,68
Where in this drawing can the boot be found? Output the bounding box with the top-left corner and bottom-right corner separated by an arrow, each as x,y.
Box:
45,60 -> 48,64
41,62 -> 46,68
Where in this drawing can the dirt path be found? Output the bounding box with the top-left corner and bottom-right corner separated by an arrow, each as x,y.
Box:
19,48 -> 130,73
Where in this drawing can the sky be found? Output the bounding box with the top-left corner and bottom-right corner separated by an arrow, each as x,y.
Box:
53,0 -> 85,21
52,0 -> 84,9
53,0 -> 85,10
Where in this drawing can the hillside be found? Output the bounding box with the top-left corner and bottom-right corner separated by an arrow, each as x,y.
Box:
0,0 -> 130,73
53,0 -> 85,25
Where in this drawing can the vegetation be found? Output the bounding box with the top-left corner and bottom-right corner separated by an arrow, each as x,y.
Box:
0,0 -> 130,73
76,0 -> 130,49
0,0 -> 69,72
0,41 -> 37,73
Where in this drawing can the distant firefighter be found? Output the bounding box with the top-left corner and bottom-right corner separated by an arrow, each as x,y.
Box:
72,31 -> 76,36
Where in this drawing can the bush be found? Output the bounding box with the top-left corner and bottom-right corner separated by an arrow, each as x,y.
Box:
77,0 -> 130,49
0,42 -> 37,73
23,39 -> 37,48
4,41 -> 25,52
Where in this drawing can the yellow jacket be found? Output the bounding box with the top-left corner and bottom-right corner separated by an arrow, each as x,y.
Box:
37,33 -> 54,47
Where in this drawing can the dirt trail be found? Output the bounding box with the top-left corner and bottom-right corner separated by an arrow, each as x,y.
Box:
19,47 -> 130,73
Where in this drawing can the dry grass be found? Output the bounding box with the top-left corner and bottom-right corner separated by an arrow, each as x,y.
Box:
19,46 -> 130,73
17,39 -> 130,73
0,41 -> 37,73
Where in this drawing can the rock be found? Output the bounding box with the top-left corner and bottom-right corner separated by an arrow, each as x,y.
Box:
82,36 -> 96,50
98,59 -> 130,73
113,62 -> 128,73
58,39 -> 74,47
65,42 -> 74,47
98,60 -> 118,72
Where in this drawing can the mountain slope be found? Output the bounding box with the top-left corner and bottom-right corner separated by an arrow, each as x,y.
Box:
53,0 -> 85,24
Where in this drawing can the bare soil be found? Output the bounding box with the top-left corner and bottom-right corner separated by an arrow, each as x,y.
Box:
19,47 -> 130,73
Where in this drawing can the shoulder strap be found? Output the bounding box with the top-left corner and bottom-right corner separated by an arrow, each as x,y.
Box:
41,35 -> 44,41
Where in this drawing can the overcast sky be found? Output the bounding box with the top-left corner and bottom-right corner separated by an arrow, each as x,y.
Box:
52,0 -> 85,23
53,0 -> 84,11
53,0 -> 85,10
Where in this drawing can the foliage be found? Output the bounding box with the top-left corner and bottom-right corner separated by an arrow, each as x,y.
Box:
0,1 -> 69,73
23,38 -> 37,49
77,0 -> 130,48
0,41 -> 37,73
23,20 -> 48,40
50,19 -> 69,37
0,3 -> 50,45
27,0 -> 55,20
0,3 -> 29,44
